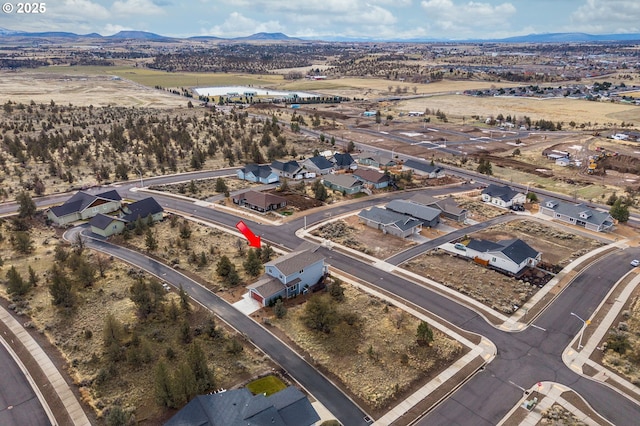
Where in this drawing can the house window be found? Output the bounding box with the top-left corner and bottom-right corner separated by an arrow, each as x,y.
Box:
491,257 -> 496,262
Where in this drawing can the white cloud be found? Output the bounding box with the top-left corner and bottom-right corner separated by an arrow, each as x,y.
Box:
204,12 -> 284,37
104,23 -> 134,35
112,0 -> 165,16
60,0 -> 110,20
570,0 -> 640,32
421,0 -> 516,37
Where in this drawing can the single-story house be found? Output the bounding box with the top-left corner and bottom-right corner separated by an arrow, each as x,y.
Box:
403,159 -> 445,178
358,154 -> 397,168
456,238 -> 541,275
410,193 -> 467,222
301,156 -> 334,175
271,160 -> 304,179
322,174 -> 363,195
47,190 -> 122,226
237,164 -> 280,184
233,190 -> 287,213
88,214 -> 127,238
165,387 -> 320,426
121,197 -> 164,224
358,206 -> 422,238
386,199 -> 441,228
481,184 -> 526,208
331,152 -> 358,171
556,157 -> 571,167
353,169 -> 391,189
539,200 -> 614,232
248,246 -> 327,306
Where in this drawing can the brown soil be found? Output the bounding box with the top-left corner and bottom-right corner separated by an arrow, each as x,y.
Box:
266,284 -> 464,415
0,218 -> 272,424
406,219 -> 604,314
312,216 -> 416,259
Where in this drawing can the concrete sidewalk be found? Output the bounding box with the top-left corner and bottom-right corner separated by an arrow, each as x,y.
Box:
0,305 -> 90,426
497,381 -> 608,426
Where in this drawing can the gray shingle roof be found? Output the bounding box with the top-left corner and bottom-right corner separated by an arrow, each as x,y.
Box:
467,238 -> 540,264
404,159 -> 442,174
358,207 -> 422,231
242,163 -> 275,179
543,200 -> 613,227
386,200 -> 441,222
49,190 -> 121,217
322,174 -> 362,189
165,386 -> 320,426
482,184 -> 522,202
234,190 -> 287,210
121,197 -> 163,222
332,152 -> 355,167
266,249 -> 325,277
353,169 -> 390,184
305,155 -> 334,170
247,275 -> 285,299
165,387 -> 319,426
271,160 -> 301,174
88,213 -> 125,230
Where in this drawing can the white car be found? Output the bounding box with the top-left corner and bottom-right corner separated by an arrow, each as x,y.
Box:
631,260 -> 639,267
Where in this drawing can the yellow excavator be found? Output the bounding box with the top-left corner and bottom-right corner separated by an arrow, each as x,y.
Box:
587,147 -> 618,174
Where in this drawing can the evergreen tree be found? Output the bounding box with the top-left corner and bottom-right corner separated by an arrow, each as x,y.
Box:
417,320 -> 434,346
16,191 -> 36,218
49,264 -> 75,308
154,360 -> 174,407
6,266 -> 31,295
145,228 -> 158,252
179,284 -> 191,313
273,299 -> 287,319
329,277 -> 345,302
243,249 -> 262,277
187,343 -> 214,393
610,198 -> 630,222
216,255 -> 233,278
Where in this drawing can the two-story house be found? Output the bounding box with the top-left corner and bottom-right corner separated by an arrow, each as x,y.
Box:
248,246 -> 327,306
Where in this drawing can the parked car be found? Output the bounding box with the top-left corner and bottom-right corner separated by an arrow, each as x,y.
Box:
631,260 -> 639,267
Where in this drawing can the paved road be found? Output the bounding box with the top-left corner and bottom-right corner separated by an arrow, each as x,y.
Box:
69,227 -> 371,426
0,341 -> 51,426
420,249 -> 640,425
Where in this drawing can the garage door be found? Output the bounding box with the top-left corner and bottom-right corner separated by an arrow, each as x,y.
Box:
251,291 -> 264,305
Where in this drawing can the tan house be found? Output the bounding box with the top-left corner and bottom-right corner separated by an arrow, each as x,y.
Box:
89,214 -> 127,237
47,190 -> 122,226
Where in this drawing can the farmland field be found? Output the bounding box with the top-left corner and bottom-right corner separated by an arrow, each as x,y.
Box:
397,94 -> 640,124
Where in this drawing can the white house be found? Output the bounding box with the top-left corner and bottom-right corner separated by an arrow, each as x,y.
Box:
481,184 -> 526,208
539,200 -> 614,232
455,238 -> 541,275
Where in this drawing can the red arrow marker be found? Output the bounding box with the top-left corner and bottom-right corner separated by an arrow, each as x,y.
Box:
236,220 -> 261,247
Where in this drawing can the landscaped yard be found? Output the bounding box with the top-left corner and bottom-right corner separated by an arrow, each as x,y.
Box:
246,375 -> 287,396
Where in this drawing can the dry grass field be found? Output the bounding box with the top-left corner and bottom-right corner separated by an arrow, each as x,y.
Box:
269,284 -> 463,413
0,70 -> 188,108
405,219 -> 604,314
397,94 -> 639,124
0,218 -> 271,424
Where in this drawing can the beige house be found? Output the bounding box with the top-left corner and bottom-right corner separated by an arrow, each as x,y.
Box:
89,214 -> 127,237
47,190 -> 122,226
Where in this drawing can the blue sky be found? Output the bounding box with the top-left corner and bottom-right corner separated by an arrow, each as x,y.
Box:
1,0 -> 639,39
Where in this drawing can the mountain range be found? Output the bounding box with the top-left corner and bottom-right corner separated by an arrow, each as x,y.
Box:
1,27 -> 639,43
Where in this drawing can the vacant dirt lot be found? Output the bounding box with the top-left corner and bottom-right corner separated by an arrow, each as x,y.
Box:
268,284 -> 463,414
455,196 -> 509,221
312,216 -> 416,259
405,219 -> 604,314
